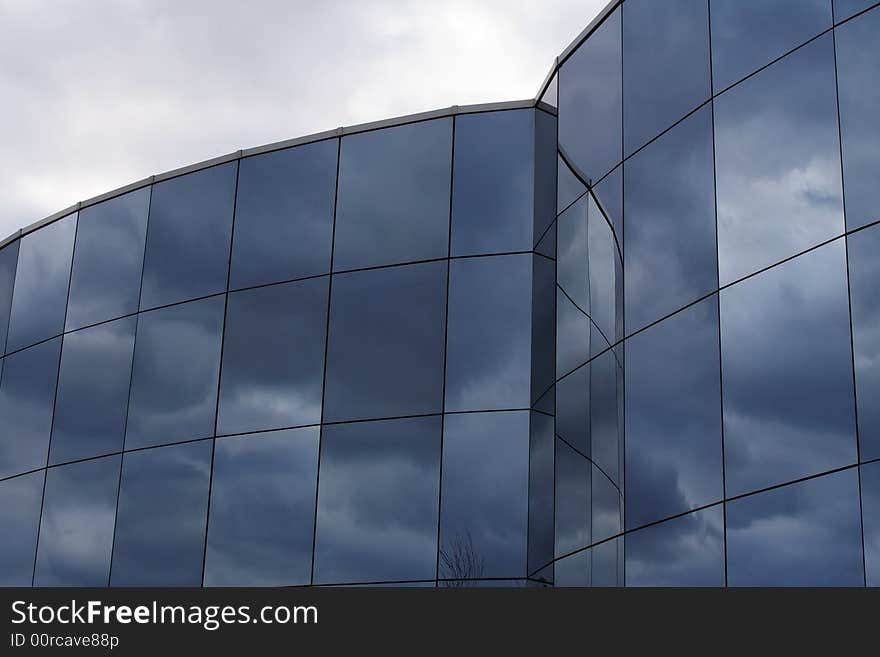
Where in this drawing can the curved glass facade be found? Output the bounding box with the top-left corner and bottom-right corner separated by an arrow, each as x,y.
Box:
1,0 -> 878,587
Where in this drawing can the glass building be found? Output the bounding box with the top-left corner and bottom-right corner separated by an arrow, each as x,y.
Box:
1,0 -> 879,587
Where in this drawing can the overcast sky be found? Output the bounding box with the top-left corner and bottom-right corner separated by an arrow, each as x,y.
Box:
0,0 -> 606,239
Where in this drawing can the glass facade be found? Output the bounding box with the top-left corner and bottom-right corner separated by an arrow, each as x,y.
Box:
2,0 -> 879,587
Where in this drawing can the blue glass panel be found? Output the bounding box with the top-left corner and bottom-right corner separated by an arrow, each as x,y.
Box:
333,118 -> 452,270
110,440 -> 211,586
204,428 -> 319,586
588,198 -> 621,347
528,412 -> 555,574
34,455 -> 120,586
230,140 -> 337,289
139,163 -> 237,310
590,347 -> 621,486
834,0 -> 877,21
534,109 -> 557,246
555,439 -> 590,557
862,461 -> 880,586
65,188 -> 149,330
557,156 -> 586,214
556,365 -> 589,456
0,240 -> 20,354
0,471 -> 44,585
592,465 -> 621,544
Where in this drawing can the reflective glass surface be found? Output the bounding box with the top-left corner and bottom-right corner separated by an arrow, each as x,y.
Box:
0,338 -> 61,479
589,199 -> 621,346
556,365 -> 590,456
714,33 -> 843,284
709,0 -> 832,91
0,471 -> 44,585
218,278 -> 328,436
835,6 -> 880,230
50,316 -> 136,465
230,140 -> 338,289
324,261 -> 446,422
590,348 -> 621,486
6,214 -> 76,352
110,440 -> 211,586
622,0 -> 710,155
592,465 -> 621,544
862,461 -> 880,586
125,296 -> 224,450
445,255 -> 531,412
204,428 -> 319,586
556,287 -> 590,378
0,240 -> 20,354
555,439 -> 590,557
726,469 -> 863,586
626,296 -> 723,529
834,0 -> 877,21
333,118 -> 452,270
721,241 -> 856,496
624,105 -> 717,333
848,225 -> 880,460
534,109 -> 558,246
559,6 -> 622,184
528,412 -> 555,574
34,455 -> 120,586
139,163 -> 237,310
65,188 -> 149,331
625,505 -> 725,586
451,110 -> 533,256
440,412 -> 529,579
313,416 -> 441,584
557,157 -> 586,215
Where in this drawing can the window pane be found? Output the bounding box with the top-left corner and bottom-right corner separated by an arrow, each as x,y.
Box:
205,427 -> 319,586
714,33 -> 843,284
721,241 -> 856,496
110,440 -> 211,586
451,110 -> 533,256
333,118 -> 452,270
834,0 -> 876,21
709,0 -> 832,91
313,416 -> 441,584
230,140 -> 337,289
445,255 -> 531,412
592,464 -> 621,544
534,109 -> 557,247
862,461 -> 880,586
726,469 -> 863,586
848,224 -> 880,460
218,278 -> 328,436
591,535 -> 623,587
559,7 -> 622,184
557,194 -> 589,314
557,156 -> 586,214
625,296 -> 723,528
0,240 -> 20,354
590,347 -> 622,487
125,296 -> 224,450
0,471 -> 43,585
555,439 -> 590,557
65,188 -> 149,330
323,261 -> 446,423
0,337 -> 61,479
624,105 -> 717,333
34,455 -> 120,586
589,199 -> 622,347
50,317 -> 135,465
554,550 -> 590,587
623,0 -> 710,155
528,412 -> 555,574
835,6 -> 880,230
556,365 -> 589,455
594,164 -> 622,246
440,412 -> 529,579
556,288 -> 590,378
139,163 -> 237,310
625,505 -> 725,586
6,214 -> 76,352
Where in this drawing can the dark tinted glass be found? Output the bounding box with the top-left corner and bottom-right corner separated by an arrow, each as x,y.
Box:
556,287 -> 590,378
6,214 -> 76,352
557,156 -> 586,214
139,163 -> 237,310
323,261 -> 446,422
0,240 -> 20,354
445,255 -> 531,412
559,7 -> 622,184
714,33 -> 843,284
0,337 -> 61,479
555,439 -> 590,557
534,110 -> 557,246
218,278 -> 328,435
624,105 -> 717,333
333,118 -> 452,270
721,241 -> 856,496
834,0 -> 877,21
726,469 -> 863,586
230,140 -> 337,289
835,6 -> 880,230
531,255 -> 556,405
50,316 -> 136,465
65,188 -> 149,330
440,412 -> 529,579
848,225 -> 880,460
592,465 -> 621,544
594,165 -> 622,245
554,550 -> 590,587
204,428 -> 319,586
623,0 -> 710,155
589,198 -> 621,346
451,110 -> 533,256
625,505 -> 725,586
34,455 -> 120,586
709,0 -> 832,91
591,347 -> 622,486
125,296 -> 224,450
556,365 -> 590,455
313,416 -> 441,584
557,194 -> 588,314
626,296 -> 723,528
110,440 -> 211,586
862,461 -> 880,586
0,471 -> 43,585
528,412 -> 555,574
